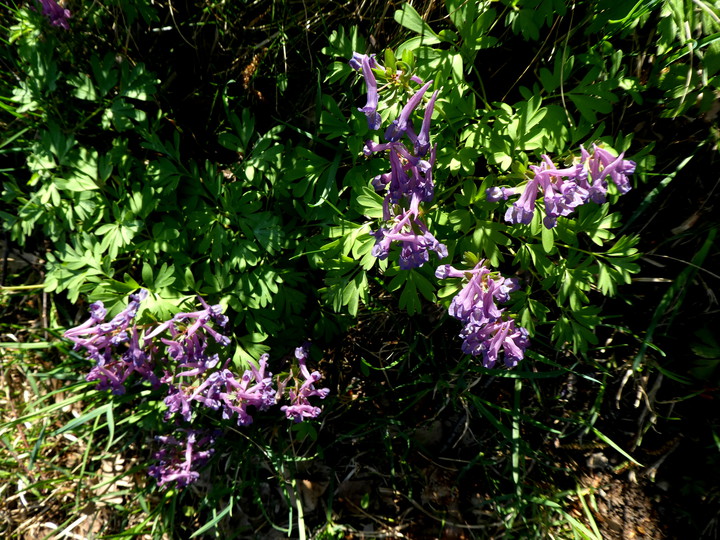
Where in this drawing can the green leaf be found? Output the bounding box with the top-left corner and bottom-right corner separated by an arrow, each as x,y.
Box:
53,403 -> 113,437
119,62 -> 157,101
355,186 -> 384,219
541,225 -> 555,254
449,147 -> 479,175
68,73 -> 98,101
142,262 -> 153,285
394,4 -> 442,44
247,212 -> 284,254
470,221 -> 510,266
154,263 -> 176,289
399,274 -> 420,315
91,52 -> 118,96
190,498 -> 234,538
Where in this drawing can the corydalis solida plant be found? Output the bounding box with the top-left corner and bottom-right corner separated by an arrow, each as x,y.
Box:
436,260 -> 530,368
64,291 -> 329,488
351,52 -> 447,270
351,51 -> 528,366
494,145 -> 637,229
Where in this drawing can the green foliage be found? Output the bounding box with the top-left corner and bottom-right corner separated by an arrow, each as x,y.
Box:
4,0 -> 720,537
320,14 -> 652,357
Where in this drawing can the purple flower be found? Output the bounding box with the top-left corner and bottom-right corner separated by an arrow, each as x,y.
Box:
172,302 -> 231,347
499,145 -> 635,228
371,205 -> 447,270
410,89 -> 439,157
357,54 -> 382,130
460,318 -> 530,368
532,154 -> 588,229
279,344 -> 330,423
349,52 -> 379,72
486,187 -> 516,202
437,260 -> 529,367
148,429 -> 217,489
37,0 -> 71,29
365,140 -> 436,213
182,355 -> 277,426
65,289 -> 147,369
589,145 -> 635,195
365,138 -> 442,269
164,385 -> 194,422
444,269 -> 514,326
353,52 -> 445,271
504,173 -> 542,225
86,362 -> 127,395
384,80 -> 433,142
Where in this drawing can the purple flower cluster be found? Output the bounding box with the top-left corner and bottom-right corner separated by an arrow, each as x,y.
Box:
351,52 -> 447,270
64,291 -> 330,488
64,289 -> 156,394
37,0 -> 71,29
278,344 -> 330,422
493,145 -> 636,229
148,428 -> 218,489
164,354 -> 277,427
436,261 -> 530,368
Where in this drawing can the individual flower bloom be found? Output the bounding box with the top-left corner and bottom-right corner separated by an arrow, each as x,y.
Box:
575,145 -> 592,188
491,276 -> 520,304
174,351 -> 220,378
196,297 -> 229,328
372,171 -> 392,193
384,80 -> 433,142
398,225 -> 448,270
86,361 -> 128,395
591,145 -> 635,194
63,301 -> 106,343
504,173 -> 543,225
37,0 -> 71,29
349,52 -> 379,72
148,429 -> 217,489
502,323 -> 531,368
486,186 -> 516,202
412,144 -> 437,203
124,326 -> 160,387
541,153 -> 585,181
358,54 -> 382,131
442,261 -> 492,322
279,345 -> 329,423
435,264 -> 468,280
371,206 -> 447,269
460,317 -> 530,368
164,385 -> 194,422
541,177 -> 588,229
295,343 -> 311,361
98,289 -> 147,334
411,89 -> 439,156
173,304 -> 231,347
385,147 -> 412,206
